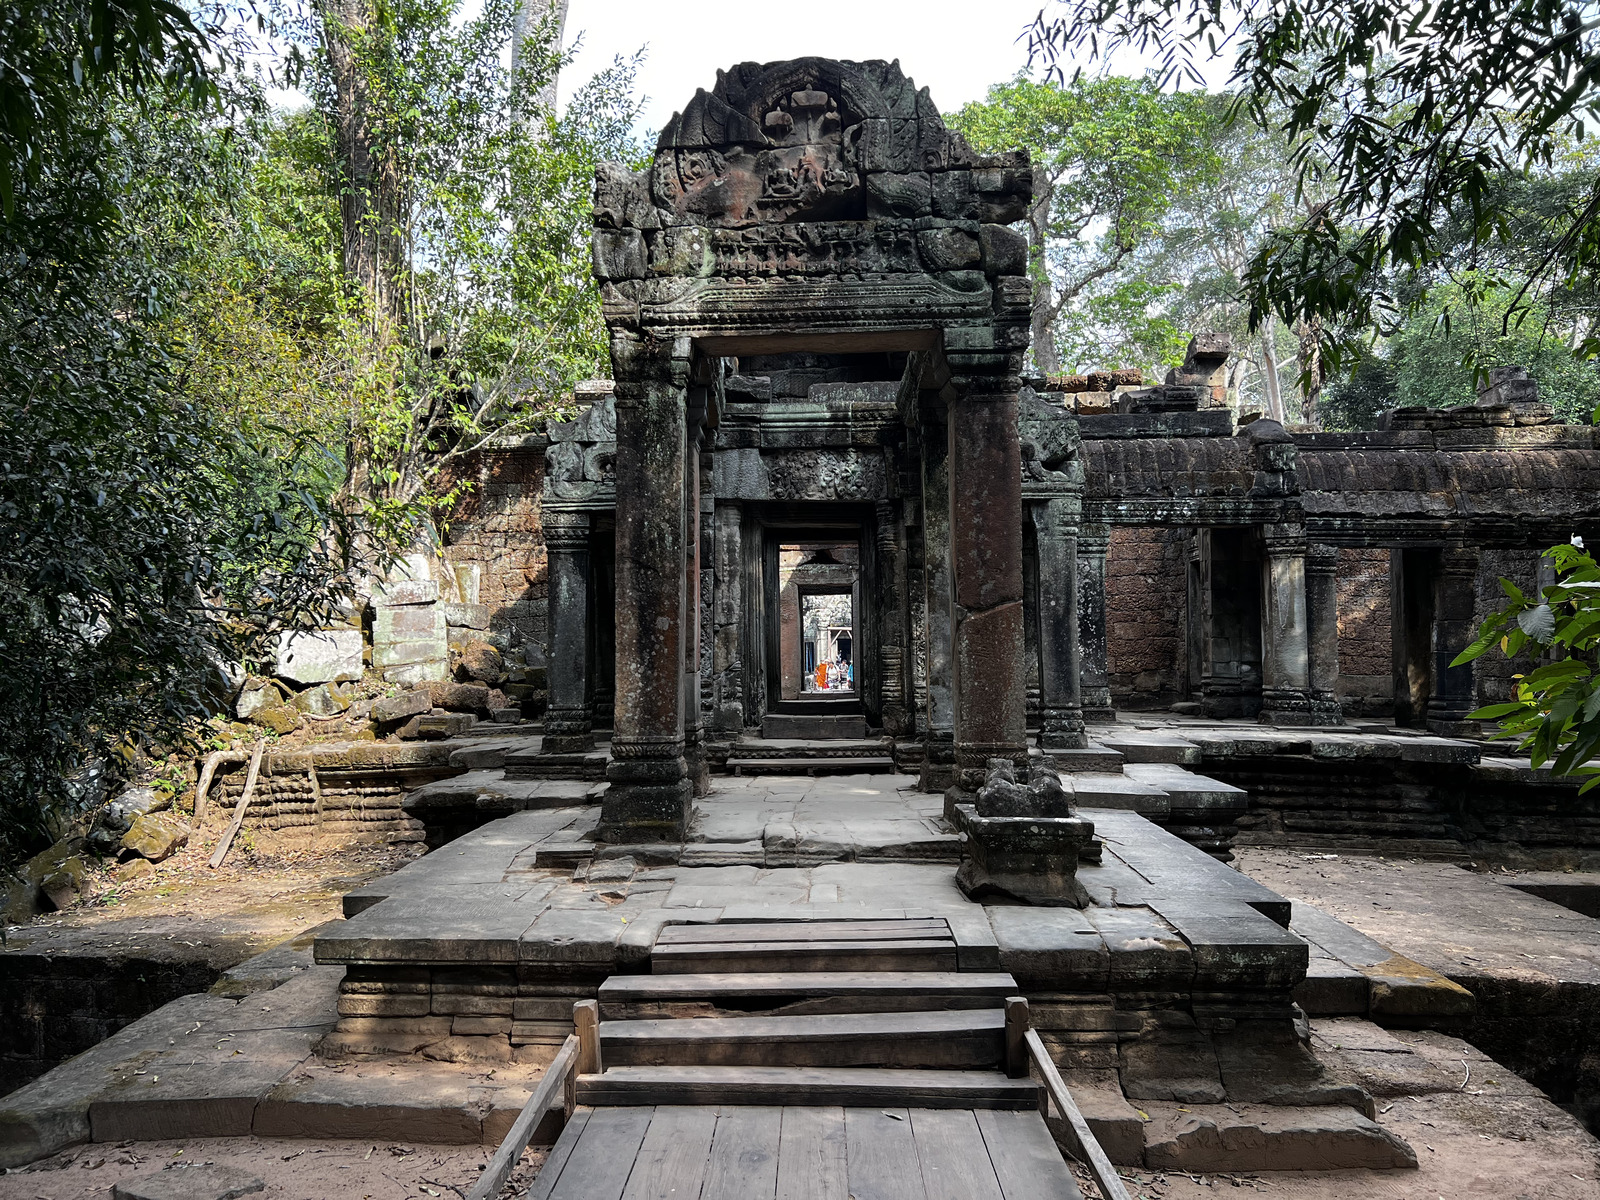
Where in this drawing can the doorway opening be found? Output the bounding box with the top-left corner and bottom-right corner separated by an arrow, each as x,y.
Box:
778,541 -> 859,700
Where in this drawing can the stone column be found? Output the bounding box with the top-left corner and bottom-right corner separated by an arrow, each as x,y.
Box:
1033,498 -> 1086,749
1305,542 -> 1345,725
920,409 -> 955,790
600,335 -> 691,842
1077,523 -> 1115,722
541,510 -> 593,754
1427,544 -> 1480,735
710,500 -> 744,733
876,499 -> 911,737
1258,523 -> 1314,725
947,361 -> 1028,791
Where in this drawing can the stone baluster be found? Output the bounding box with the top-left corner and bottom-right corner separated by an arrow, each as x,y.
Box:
1305,542 -> 1345,725
1259,523 -> 1314,725
541,511 -> 593,754
1033,498 -> 1086,749
599,334 -> 691,842
1076,523 -> 1115,722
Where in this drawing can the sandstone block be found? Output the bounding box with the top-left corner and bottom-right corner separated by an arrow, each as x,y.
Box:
247,704 -> 300,735
916,227 -> 980,270
1141,1102 -> 1416,1172
383,660 -> 450,685
457,640 -> 505,683
274,629 -> 363,685
371,690 -> 431,724
371,579 -> 439,606
119,815 -> 188,864
979,223 -> 1027,275
440,601 -> 490,629
112,1164 -> 265,1200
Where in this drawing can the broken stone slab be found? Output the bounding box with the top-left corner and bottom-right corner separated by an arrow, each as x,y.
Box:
1309,1017 -> 1460,1097
415,711 -> 476,739
112,1164 -> 265,1200
1211,1025 -> 1372,1113
371,579 -> 439,606
440,601 -> 490,629
1289,901 -> 1474,1021
1140,1102 -> 1417,1171
1084,905 -> 1194,991
119,813 -> 189,863
371,689 -> 432,724
987,906 -> 1108,989
254,1061 -> 511,1142
382,659 -> 450,686
274,629 -> 363,686
1147,899 -> 1308,990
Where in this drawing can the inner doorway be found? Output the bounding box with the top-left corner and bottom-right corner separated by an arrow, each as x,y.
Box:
762,530 -> 870,740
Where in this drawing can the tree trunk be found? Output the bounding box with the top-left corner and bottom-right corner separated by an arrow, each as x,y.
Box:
511,0 -> 570,110
1259,317 -> 1286,423
1028,166 -> 1062,376
1296,316 -> 1323,430
318,0 -> 406,331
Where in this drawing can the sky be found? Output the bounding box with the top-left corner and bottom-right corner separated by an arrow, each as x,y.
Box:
558,0 -> 1076,133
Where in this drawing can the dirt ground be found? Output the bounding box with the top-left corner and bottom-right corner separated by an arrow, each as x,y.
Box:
4,827 -> 422,962
0,1135 -> 545,1200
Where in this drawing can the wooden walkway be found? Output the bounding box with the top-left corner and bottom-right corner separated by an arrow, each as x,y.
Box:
526,1104 -> 1081,1200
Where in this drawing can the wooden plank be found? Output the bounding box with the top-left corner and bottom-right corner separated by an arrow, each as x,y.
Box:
844,1107 -> 922,1200
600,1010 -> 1003,1069
909,1109 -> 1004,1200
619,1105 -> 719,1200
701,1106 -> 782,1200
546,1106 -> 653,1200
1005,997 -> 1029,1079
974,1109 -> 1083,1200
656,920 -> 951,945
575,1000 -> 601,1075
776,1106 -> 847,1200
1025,1030 -> 1132,1200
523,1107 -> 591,1200
600,972 -> 1017,1000
466,1035 -> 577,1200
578,1066 -> 1039,1110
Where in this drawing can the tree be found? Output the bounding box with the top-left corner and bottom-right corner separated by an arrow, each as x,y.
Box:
1027,0 -> 1600,374
948,75 -> 1220,376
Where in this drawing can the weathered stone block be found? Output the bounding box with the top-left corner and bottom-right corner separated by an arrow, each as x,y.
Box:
955,805 -> 1095,906
371,690 -> 432,724
373,605 -> 447,669
275,629 -> 363,685
119,815 -> 188,863
383,660 -> 451,686
916,227 -> 980,270
440,602 -> 490,629
372,579 -> 439,606
866,171 -> 932,216
979,224 -> 1027,276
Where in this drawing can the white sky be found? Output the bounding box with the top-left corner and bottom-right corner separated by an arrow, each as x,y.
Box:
559,0 -> 1122,133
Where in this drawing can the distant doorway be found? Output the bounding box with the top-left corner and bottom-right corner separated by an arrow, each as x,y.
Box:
776,541 -> 860,701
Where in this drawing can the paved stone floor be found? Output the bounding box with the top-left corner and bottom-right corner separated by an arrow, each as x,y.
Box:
1235,848 -> 1600,987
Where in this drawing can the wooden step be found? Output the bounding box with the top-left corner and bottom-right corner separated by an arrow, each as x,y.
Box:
576,1066 -> 1041,1109
597,970 -> 1016,1020
599,1009 -> 1005,1069
651,938 -> 957,973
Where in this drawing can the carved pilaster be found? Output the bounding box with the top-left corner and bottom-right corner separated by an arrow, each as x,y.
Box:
1032,498 -> 1086,749
1076,525 -> 1115,721
1427,544 -> 1481,736
541,513 -> 593,754
1305,542 -> 1345,725
1258,523 -> 1315,725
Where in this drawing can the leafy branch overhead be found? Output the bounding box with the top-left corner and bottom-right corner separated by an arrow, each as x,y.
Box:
1453,542 -> 1600,787
1028,0 -> 1600,369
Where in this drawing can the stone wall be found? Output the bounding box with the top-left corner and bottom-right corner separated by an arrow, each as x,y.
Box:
440,448 -> 548,654
1335,548 -> 1392,715
1473,549 -> 1541,706
1105,527 -> 1190,708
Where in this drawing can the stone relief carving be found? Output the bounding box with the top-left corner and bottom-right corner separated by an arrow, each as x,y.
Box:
545,394 -> 618,503
1018,389 -> 1085,489
764,449 -> 886,501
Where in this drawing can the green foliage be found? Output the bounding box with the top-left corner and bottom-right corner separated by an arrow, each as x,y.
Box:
948,74 -> 1220,375
1028,0 -> 1600,379
1319,355 -> 1398,431
1454,542 -> 1600,789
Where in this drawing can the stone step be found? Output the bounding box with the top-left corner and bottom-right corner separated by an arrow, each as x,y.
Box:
651,937 -> 958,974
401,771 -> 599,818
1043,743 -> 1126,772
1069,771 -> 1171,812
1095,729 -> 1203,765
761,713 -> 869,739
727,756 -> 898,776
598,1008 -> 1005,1069
596,970 -> 1019,1021
1123,763 -> 1248,812
728,738 -> 887,759
502,749 -> 609,781
773,696 -> 863,715
576,1066 -> 1040,1109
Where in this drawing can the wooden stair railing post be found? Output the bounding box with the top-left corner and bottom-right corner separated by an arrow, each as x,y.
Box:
1024,1028 -> 1132,1200
1004,996 -> 1029,1079
575,998 -> 602,1075
465,1033 -> 579,1200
